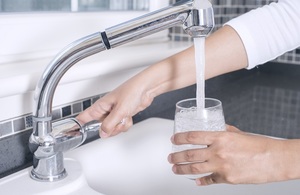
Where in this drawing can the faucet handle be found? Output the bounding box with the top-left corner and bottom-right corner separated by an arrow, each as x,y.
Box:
51,119 -> 102,150
51,118 -> 102,152
52,118 -> 102,135
81,120 -> 102,133
50,118 -> 85,152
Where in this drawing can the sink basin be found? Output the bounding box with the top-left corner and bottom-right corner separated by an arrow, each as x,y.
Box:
1,118 -> 299,195
66,118 -> 300,195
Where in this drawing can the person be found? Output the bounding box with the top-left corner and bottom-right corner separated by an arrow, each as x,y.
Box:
77,0 -> 300,186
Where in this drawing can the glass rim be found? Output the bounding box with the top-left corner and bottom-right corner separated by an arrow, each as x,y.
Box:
176,98 -> 222,110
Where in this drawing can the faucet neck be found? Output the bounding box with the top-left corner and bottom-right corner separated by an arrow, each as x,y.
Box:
32,33 -> 106,136
104,0 -> 193,49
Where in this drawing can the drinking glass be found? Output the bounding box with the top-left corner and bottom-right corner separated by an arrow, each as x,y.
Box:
173,98 -> 226,179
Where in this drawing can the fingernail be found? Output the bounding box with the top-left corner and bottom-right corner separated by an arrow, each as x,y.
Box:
170,135 -> 175,143
196,179 -> 202,186
167,154 -> 172,163
172,165 -> 177,173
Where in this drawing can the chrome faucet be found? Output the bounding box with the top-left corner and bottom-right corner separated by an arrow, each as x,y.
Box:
29,0 -> 214,182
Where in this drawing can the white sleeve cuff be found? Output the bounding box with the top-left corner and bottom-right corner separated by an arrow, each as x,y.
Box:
225,0 -> 300,69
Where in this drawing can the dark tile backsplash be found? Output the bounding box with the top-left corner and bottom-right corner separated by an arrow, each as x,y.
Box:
0,122 -> 12,138
0,95 -> 102,139
13,118 -> 25,133
62,105 -> 72,118
207,62 -> 300,139
72,102 -> 82,114
82,99 -> 92,110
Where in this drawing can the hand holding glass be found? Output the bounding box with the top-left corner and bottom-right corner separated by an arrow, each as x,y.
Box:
173,98 -> 226,180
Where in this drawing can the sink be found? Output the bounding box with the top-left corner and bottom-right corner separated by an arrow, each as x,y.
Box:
1,118 -> 300,195
66,118 -> 300,195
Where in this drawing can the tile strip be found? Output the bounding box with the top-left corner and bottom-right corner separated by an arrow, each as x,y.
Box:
0,93 -> 107,139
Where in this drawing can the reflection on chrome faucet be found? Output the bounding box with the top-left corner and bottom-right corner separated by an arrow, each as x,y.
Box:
29,0 -> 214,182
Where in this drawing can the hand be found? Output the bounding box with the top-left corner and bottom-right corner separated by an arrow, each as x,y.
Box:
76,78 -> 154,138
168,125 -> 290,186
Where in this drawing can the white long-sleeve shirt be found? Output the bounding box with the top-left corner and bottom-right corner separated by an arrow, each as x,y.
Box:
226,0 -> 300,69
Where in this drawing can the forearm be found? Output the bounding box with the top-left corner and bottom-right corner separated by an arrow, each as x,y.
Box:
280,139 -> 300,180
134,25 -> 248,98
77,25 -> 248,134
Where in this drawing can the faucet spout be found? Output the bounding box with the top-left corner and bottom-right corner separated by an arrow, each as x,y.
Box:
30,0 -> 214,182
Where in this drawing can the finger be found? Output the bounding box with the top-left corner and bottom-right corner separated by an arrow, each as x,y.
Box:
172,131 -> 220,145
172,162 -> 212,175
76,99 -> 111,124
110,117 -> 133,136
196,173 -> 221,186
100,106 -> 129,137
168,148 -> 210,164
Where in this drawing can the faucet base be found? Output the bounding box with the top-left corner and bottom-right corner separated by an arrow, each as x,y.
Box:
30,152 -> 67,182
30,168 -> 67,182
